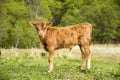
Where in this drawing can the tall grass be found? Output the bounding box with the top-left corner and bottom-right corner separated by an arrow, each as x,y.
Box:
1,44 -> 120,59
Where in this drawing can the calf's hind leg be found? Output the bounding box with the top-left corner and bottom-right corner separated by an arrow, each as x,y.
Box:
85,45 -> 91,69
79,45 -> 91,69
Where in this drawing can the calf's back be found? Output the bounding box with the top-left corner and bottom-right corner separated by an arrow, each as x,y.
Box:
44,22 -> 92,50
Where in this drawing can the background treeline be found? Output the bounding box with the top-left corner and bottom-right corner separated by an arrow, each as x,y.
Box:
0,0 -> 120,48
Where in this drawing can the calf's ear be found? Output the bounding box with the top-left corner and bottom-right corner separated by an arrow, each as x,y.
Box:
29,22 -> 36,27
46,22 -> 52,27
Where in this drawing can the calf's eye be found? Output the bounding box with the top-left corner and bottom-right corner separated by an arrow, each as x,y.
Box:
36,27 -> 39,31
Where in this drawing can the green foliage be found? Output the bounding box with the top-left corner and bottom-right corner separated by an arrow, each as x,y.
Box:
0,0 -> 40,48
0,0 -> 120,48
60,0 -> 120,43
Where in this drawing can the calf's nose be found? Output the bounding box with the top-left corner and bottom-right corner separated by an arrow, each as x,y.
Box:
38,34 -> 43,38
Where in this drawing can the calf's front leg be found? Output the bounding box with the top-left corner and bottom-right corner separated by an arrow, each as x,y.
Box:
48,49 -> 55,72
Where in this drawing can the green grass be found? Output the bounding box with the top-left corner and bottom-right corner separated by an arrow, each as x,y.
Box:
0,44 -> 120,80
0,56 -> 120,80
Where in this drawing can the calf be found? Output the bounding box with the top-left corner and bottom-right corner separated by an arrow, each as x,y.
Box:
30,21 -> 92,72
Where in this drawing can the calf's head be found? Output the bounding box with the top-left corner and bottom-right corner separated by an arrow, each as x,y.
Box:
30,21 -> 52,38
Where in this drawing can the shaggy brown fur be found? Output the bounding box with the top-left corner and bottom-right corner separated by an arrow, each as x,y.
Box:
30,21 -> 92,72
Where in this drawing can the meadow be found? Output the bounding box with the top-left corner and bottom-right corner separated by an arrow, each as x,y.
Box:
0,44 -> 120,80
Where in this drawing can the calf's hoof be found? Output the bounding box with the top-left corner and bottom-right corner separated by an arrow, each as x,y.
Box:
48,70 -> 53,73
81,66 -> 85,70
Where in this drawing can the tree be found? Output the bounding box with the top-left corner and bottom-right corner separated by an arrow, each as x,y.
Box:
0,0 -> 40,48
0,0 -> 9,48
24,0 -> 52,20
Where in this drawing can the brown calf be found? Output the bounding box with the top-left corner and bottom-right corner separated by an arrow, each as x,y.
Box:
30,21 -> 92,72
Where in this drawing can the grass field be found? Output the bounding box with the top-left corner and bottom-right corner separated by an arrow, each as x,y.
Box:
0,44 -> 120,80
